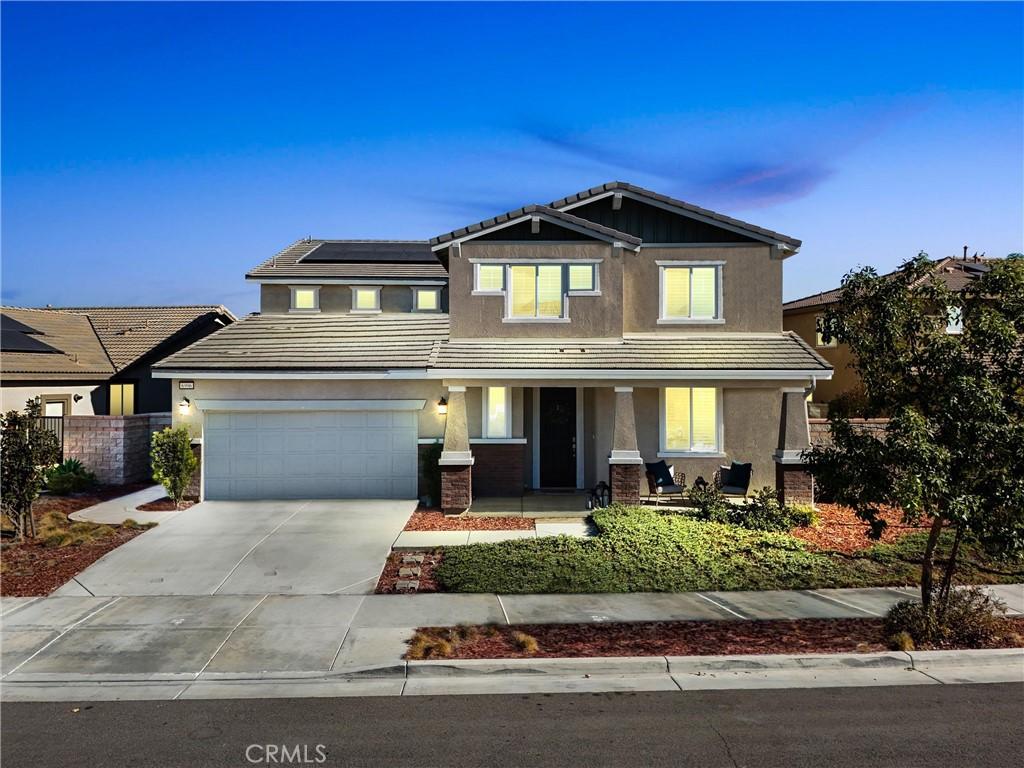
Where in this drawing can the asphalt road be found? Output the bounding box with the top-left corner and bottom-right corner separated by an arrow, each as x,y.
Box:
2,684 -> 1022,768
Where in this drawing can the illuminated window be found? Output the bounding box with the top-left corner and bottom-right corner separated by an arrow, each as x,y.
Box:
662,387 -> 719,454
946,306 -> 963,335
508,264 -> 564,319
109,383 -> 135,416
351,287 -> 381,312
567,264 -> 596,292
815,315 -> 838,347
483,386 -> 510,438
660,264 -> 721,321
289,286 -> 319,312
413,288 -> 440,312
474,264 -> 504,293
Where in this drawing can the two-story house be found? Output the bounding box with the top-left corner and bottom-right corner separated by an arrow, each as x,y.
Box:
154,182 -> 831,509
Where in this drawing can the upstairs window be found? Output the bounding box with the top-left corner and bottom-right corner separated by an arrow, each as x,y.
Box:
509,264 -> 564,319
474,264 -> 504,294
659,263 -> 722,323
351,286 -> 381,313
290,286 -> 320,312
661,387 -> 720,455
815,315 -> 838,347
946,306 -> 963,335
483,386 -> 510,438
413,288 -> 441,312
567,263 -> 597,293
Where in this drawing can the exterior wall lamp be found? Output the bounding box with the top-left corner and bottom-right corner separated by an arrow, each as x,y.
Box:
436,397 -> 448,416
177,397 -> 191,416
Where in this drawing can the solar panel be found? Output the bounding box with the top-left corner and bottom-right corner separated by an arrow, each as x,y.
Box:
1,313 -> 42,334
300,241 -> 437,263
0,328 -> 61,354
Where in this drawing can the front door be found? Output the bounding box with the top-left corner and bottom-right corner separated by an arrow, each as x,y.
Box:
539,388 -> 577,488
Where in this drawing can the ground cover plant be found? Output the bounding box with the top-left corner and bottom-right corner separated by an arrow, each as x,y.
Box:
434,504 -> 1022,594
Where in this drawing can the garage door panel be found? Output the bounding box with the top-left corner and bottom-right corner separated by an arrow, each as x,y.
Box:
204,409 -> 418,500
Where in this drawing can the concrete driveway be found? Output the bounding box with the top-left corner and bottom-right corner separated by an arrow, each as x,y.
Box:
54,500 -> 416,597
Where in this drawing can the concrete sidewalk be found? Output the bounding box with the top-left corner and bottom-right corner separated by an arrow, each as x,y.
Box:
68,485 -> 174,526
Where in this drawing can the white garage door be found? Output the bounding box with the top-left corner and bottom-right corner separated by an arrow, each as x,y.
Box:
203,410 -> 418,500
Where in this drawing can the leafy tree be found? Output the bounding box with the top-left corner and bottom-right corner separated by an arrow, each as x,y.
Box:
805,253 -> 1024,616
150,427 -> 198,506
1,399 -> 61,539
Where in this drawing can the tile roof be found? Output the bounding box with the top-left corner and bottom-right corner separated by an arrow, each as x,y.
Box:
155,312 -> 830,375
246,240 -> 449,281
45,306 -> 236,370
549,181 -> 802,249
154,313 -> 448,370
783,257 -> 1001,312
430,204 -> 642,249
0,307 -> 115,380
433,333 -> 830,372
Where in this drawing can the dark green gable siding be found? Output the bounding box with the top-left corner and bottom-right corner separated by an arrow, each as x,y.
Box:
476,218 -> 600,241
569,196 -> 758,243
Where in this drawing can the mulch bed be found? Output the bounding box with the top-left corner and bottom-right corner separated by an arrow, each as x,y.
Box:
792,503 -> 926,554
1,484 -> 153,597
404,508 -> 534,531
407,617 -> 1024,660
136,496 -> 196,512
376,550 -> 443,593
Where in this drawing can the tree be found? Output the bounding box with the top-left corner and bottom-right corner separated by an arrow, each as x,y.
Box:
151,427 -> 198,507
0,399 -> 61,540
805,253 -> 1024,616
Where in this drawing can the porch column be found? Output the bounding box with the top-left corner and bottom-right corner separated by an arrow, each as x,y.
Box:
439,386 -> 473,515
608,386 -> 642,504
774,388 -> 814,505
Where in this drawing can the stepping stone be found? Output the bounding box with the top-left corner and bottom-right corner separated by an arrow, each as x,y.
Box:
395,580 -> 420,591
398,567 -> 422,578
402,555 -> 425,564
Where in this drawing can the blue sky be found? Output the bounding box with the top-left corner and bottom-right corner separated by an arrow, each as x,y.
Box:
3,1 -> 1022,315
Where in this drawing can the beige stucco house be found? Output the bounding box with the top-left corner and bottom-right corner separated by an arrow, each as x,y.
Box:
155,182 -> 831,509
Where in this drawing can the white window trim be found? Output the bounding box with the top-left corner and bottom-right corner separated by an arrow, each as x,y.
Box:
350,285 -> 382,314
412,286 -> 442,313
656,261 -> 725,325
503,264 -> 570,323
815,314 -> 838,348
482,385 -> 512,439
566,263 -> 600,296
658,387 -> 724,457
472,263 -> 505,296
289,285 -> 321,313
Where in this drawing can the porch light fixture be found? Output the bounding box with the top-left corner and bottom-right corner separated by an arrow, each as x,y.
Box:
177,397 -> 191,416
436,397 -> 448,416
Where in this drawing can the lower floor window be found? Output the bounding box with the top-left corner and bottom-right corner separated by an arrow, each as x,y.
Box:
662,387 -> 719,453
483,386 -> 510,438
109,382 -> 135,416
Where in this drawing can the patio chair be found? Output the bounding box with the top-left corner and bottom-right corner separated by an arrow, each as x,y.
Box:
644,460 -> 687,506
714,461 -> 753,499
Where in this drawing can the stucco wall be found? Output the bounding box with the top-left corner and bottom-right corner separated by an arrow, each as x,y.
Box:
783,307 -> 857,402
260,284 -> 444,315
450,242 -> 622,339
624,245 -> 780,333
1,384 -> 103,415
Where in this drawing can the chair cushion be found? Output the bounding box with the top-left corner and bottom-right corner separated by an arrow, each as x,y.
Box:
645,460 -> 673,488
720,485 -> 747,496
725,461 -> 752,490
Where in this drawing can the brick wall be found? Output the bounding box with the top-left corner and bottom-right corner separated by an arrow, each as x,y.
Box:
610,463 -> 641,505
471,444 -> 526,496
809,418 -> 889,447
775,463 -> 814,505
64,413 -> 172,485
441,464 -> 472,515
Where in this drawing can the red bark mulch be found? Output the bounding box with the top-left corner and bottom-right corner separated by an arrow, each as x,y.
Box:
407,617 -> 1024,660
136,497 -> 196,512
1,484 -> 154,597
376,550 -> 443,593
404,508 -> 534,531
792,503 -> 927,554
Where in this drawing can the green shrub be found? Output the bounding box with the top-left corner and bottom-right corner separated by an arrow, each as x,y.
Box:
786,503 -> 819,528
688,486 -> 817,532
45,459 -> 97,494
151,427 -> 198,505
689,483 -> 731,524
884,586 -> 1013,648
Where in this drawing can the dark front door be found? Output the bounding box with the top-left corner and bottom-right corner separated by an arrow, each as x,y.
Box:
539,388 -> 577,488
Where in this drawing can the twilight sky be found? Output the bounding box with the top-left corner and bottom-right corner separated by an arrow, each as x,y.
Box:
2,1 -> 1022,316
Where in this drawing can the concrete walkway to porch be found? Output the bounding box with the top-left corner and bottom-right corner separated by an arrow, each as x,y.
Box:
68,485 -> 175,526
392,520 -> 598,550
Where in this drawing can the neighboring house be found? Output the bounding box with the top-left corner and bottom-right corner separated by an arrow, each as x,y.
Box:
155,181 -> 832,508
784,255 -> 998,409
1,305 -> 237,417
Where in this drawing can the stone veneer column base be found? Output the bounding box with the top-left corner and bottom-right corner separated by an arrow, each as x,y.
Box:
775,462 -> 814,505
609,464 -> 641,505
441,464 -> 473,515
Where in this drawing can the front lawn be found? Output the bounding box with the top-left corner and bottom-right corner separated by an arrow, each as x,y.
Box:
434,505 -> 1023,594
